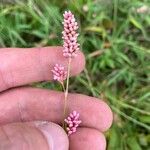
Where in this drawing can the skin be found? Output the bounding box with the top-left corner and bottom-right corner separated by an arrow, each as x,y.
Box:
0,46 -> 113,150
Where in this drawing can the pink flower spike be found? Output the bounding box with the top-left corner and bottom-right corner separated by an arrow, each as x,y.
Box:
64,111 -> 82,136
62,10 -> 80,58
51,64 -> 67,83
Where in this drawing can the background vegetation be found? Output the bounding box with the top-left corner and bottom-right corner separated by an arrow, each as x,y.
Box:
0,0 -> 150,149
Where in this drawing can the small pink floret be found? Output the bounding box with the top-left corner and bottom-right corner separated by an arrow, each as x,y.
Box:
64,111 -> 81,136
62,11 -> 80,58
51,64 -> 67,82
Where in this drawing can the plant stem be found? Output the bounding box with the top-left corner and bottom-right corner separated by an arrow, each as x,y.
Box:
63,57 -> 72,128
84,68 -> 97,97
60,82 -> 65,92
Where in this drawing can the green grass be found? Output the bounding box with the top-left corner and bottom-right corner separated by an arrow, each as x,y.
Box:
0,0 -> 150,149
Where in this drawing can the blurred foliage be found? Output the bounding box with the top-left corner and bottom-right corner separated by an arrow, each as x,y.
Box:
0,0 -> 150,149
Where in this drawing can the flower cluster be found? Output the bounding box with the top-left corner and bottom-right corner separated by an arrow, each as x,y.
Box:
51,64 -> 67,82
62,11 -> 80,58
64,111 -> 82,136
51,10 -> 81,136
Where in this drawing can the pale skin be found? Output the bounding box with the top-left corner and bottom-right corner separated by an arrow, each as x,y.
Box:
0,46 -> 113,150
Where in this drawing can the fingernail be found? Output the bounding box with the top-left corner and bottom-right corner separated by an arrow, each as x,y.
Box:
34,121 -> 69,150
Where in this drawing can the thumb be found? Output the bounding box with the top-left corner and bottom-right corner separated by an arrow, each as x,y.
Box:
0,121 -> 69,150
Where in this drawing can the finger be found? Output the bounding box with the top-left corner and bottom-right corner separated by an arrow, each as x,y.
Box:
0,121 -> 68,150
0,87 -> 113,132
69,128 -> 106,150
0,46 -> 85,92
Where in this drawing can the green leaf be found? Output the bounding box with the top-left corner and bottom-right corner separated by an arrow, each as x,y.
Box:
127,136 -> 142,150
107,125 -> 123,150
129,15 -> 142,30
139,115 -> 150,124
84,26 -> 106,37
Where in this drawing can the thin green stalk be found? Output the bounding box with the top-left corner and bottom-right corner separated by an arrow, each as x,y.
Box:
118,101 -> 150,116
84,68 -> 97,97
63,57 -> 71,128
112,105 -> 150,130
60,82 -> 65,93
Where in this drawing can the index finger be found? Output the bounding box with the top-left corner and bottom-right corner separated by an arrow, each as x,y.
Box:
0,46 -> 85,92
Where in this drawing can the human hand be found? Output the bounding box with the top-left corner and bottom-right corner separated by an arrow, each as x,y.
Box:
0,46 -> 113,150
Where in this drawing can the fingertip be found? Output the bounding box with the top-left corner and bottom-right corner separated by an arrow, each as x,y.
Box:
86,97 -> 113,132
69,128 -> 106,150
96,100 -> 113,132
69,94 -> 113,132
40,46 -> 85,79
71,49 -> 85,76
